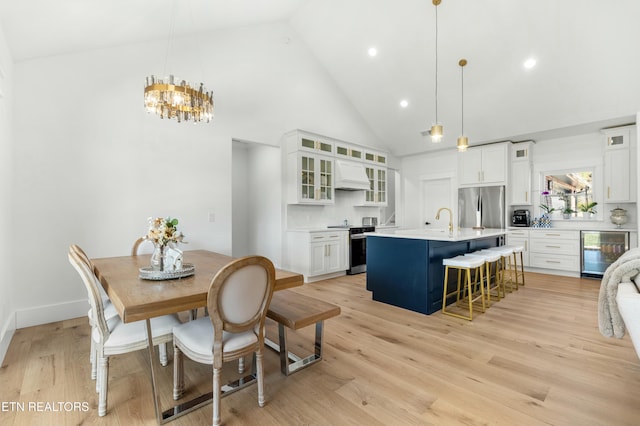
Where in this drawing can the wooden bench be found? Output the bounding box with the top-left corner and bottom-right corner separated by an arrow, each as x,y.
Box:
266,290 -> 341,375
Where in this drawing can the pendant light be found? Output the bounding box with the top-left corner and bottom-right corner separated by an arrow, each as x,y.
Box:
457,59 -> 469,152
429,0 -> 443,143
143,0 -> 214,123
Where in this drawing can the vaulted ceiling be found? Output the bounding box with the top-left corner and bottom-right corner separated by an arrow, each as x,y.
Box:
1,0 -> 639,156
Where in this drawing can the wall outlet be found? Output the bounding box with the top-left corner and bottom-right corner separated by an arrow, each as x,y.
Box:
208,212 -> 215,223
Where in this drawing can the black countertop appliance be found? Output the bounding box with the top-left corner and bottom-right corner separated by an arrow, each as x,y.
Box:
512,209 -> 530,227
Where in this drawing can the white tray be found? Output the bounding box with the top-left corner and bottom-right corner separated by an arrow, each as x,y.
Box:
139,263 -> 195,281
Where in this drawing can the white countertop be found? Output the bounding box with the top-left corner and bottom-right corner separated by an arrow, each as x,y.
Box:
367,227 -> 506,242
287,227 -> 349,233
508,226 -> 636,232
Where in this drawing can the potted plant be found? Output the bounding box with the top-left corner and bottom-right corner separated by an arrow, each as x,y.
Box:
562,207 -> 575,219
578,201 -> 598,218
539,204 -> 556,216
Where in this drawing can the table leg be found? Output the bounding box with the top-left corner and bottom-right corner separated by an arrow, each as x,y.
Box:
145,319 -> 163,424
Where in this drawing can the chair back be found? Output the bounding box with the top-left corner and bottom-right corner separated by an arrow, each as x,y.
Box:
131,237 -> 155,255
68,247 -> 111,343
207,255 -> 275,348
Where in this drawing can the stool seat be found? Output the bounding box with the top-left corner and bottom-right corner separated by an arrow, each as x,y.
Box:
502,244 -> 524,253
443,255 -> 484,268
466,250 -> 501,262
485,246 -> 514,256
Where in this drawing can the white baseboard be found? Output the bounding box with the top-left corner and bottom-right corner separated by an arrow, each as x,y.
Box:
15,299 -> 87,329
0,312 -> 16,366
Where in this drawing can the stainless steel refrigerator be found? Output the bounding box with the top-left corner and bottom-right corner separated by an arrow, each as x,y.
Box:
458,185 -> 505,229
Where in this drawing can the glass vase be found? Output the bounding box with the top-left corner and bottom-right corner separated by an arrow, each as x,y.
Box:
150,244 -> 165,271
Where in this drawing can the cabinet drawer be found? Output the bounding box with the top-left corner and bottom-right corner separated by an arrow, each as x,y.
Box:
530,253 -> 579,271
309,232 -> 344,242
530,230 -> 579,241
508,230 -> 530,238
530,238 -> 579,256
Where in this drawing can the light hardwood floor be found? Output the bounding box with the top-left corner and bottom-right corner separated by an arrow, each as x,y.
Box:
1,272 -> 639,425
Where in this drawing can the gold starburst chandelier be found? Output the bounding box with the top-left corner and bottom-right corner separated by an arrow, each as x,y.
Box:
144,75 -> 213,123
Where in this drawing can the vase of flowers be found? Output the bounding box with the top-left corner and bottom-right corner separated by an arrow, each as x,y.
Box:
146,217 -> 185,271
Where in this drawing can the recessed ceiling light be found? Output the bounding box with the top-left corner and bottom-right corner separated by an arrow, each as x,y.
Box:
523,58 -> 537,69
368,47 -> 378,57
400,100 -> 409,108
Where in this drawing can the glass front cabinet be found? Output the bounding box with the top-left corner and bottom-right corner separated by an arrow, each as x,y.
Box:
289,152 -> 334,205
363,166 -> 387,206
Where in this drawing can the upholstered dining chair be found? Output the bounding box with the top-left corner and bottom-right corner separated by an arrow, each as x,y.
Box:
172,255 -> 276,426
68,248 -> 181,417
72,244 -> 169,383
70,244 -> 119,383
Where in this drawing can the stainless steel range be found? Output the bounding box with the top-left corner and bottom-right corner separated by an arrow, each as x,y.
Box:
327,225 -> 375,274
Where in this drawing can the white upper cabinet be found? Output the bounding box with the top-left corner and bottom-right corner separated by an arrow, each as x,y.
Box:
364,150 -> 387,165
510,142 -> 533,205
286,151 -> 334,205
335,143 -> 364,161
285,130 -> 334,155
362,165 -> 387,206
458,143 -> 507,186
603,126 -> 636,203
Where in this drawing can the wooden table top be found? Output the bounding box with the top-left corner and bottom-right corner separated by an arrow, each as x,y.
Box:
92,250 -> 303,323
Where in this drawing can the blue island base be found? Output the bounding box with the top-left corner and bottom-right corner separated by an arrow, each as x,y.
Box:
366,235 -> 500,315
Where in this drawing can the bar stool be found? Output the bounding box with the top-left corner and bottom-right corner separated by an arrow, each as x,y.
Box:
465,249 -> 503,306
441,255 -> 486,321
485,246 -> 517,293
502,244 -> 525,288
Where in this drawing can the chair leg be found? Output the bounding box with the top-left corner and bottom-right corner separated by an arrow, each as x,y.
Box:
173,345 -> 184,400
238,356 -> 245,374
159,343 -> 168,366
256,351 -> 265,407
213,367 -> 222,426
90,335 -> 97,380
98,356 -> 108,417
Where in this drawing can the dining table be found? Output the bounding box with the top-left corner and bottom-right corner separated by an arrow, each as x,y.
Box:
91,249 -> 304,424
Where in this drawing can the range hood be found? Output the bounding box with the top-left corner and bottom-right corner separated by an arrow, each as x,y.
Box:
335,160 -> 370,191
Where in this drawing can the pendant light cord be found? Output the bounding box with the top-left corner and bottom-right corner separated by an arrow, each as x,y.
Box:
163,0 -> 177,77
434,4 -> 439,123
461,63 -> 464,135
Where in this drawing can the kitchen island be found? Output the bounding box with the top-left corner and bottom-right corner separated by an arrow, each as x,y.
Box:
366,228 -> 506,315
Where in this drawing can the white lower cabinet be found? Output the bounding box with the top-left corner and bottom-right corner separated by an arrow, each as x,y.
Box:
507,229 -> 530,266
287,230 -> 348,282
529,230 -> 580,272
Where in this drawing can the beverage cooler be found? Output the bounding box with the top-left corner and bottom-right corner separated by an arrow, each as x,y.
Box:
580,230 -> 629,278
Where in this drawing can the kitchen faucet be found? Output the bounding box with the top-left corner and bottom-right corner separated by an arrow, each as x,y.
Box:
435,207 -> 454,234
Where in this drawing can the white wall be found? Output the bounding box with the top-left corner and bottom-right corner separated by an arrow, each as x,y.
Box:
0,23 -> 15,363
10,21 -> 382,328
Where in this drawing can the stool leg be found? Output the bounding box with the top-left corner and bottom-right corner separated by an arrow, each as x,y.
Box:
511,253 -> 519,290
465,268 -> 473,320
442,265 -> 450,314
484,261 -> 492,307
519,251 -> 525,286
456,268 -> 463,307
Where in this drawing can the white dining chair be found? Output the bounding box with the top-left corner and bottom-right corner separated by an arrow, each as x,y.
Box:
172,255 -> 275,426
70,244 -> 119,383
68,248 -> 181,417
